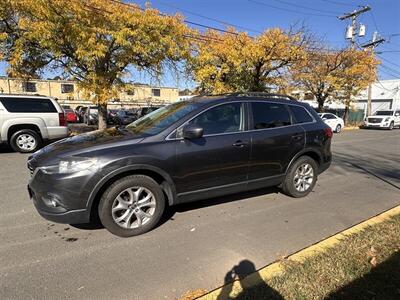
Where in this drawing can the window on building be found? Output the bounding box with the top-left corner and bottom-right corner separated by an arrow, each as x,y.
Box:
126,88 -> 135,96
0,97 -> 57,113
22,82 -> 37,93
251,102 -> 291,129
289,105 -> 314,124
151,88 -> 161,97
61,84 -> 74,93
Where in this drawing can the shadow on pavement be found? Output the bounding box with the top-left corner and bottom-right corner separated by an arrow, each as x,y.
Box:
326,251 -> 400,300
216,259 -> 283,300
334,151 -> 400,188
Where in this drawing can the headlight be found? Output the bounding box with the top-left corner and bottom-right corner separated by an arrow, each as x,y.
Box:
384,117 -> 390,122
41,157 -> 98,174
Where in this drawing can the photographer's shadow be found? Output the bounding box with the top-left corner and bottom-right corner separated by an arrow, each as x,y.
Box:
217,260 -> 283,300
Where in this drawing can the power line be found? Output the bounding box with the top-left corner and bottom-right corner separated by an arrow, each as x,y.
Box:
369,10 -> 379,32
272,0 -> 340,14
321,0 -> 357,7
247,0 -> 336,18
111,0 -> 240,36
378,55 -> 400,69
380,64 -> 400,77
153,1 -> 262,34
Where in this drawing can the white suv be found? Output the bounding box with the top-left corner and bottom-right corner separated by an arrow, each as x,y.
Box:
0,95 -> 68,153
363,109 -> 400,130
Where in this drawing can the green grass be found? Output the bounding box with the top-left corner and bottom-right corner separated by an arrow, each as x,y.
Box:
233,214 -> 400,300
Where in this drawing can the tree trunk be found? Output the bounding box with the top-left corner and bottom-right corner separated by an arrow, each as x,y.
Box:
317,98 -> 324,112
343,105 -> 350,125
98,103 -> 108,130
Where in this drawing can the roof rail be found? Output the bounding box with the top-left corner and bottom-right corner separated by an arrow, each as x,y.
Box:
207,92 -> 297,101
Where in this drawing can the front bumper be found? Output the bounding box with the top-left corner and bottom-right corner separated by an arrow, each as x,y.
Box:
363,122 -> 390,128
27,168 -> 96,224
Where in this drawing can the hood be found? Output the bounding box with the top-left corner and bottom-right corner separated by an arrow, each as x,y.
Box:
30,127 -> 144,165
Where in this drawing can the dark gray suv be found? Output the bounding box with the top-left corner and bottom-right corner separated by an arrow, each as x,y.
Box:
27,93 -> 332,237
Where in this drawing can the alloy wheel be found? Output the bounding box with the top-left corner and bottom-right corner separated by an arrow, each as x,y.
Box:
111,187 -> 156,229
16,134 -> 37,151
293,163 -> 314,192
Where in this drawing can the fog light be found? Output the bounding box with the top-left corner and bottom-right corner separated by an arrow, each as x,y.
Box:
50,199 -> 59,207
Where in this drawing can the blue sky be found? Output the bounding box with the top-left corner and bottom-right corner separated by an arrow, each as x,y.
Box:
1,0 -> 399,89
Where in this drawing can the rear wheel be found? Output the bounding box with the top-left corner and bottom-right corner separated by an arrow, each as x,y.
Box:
10,129 -> 42,153
98,175 -> 165,237
335,124 -> 342,133
282,156 -> 318,198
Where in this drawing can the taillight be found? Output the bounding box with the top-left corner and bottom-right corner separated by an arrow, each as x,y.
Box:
324,127 -> 333,139
59,112 -> 66,126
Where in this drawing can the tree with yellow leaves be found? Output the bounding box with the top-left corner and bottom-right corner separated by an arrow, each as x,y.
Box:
0,0 -> 190,129
188,27 -> 308,94
334,48 -> 378,123
291,47 -> 378,118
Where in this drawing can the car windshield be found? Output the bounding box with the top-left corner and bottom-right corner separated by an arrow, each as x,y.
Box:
126,101 -> 201,136
374,111 -> 393,116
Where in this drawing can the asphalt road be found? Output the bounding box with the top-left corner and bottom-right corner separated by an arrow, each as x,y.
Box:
1,129 -> 399,300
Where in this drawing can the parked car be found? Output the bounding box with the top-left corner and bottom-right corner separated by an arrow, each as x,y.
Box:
83,106 -> 98,125
27,93 -> 332,237
64,109 -> 78,123
76,106 -> 87,123
115,109 -> 137,125
135,106 -> 163,118
0,94 -> 68,153
107,109 -> 119,125
318,113 -> 344,133
363,109 -> 400,130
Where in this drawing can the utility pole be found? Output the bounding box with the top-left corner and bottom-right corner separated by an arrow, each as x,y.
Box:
338,6 -> 373,117
338,6 -> 370,48
362,32 -> 385,116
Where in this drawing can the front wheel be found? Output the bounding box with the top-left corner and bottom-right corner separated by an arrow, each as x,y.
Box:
98,175 -> 165,237
388,122 -> 394,130
282,156 -> 318,198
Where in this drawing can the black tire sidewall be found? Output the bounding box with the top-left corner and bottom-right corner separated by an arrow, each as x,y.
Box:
336,124 -> 341,133
389,122 -> 394,130
10,129 -> 41,153
282,156 -> 318,198
98,175 -> 165,237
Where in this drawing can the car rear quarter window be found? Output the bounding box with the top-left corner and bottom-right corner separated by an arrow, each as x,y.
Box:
251,102 -> 291,129
289,105 -> 314,124
0,97 -> 57,113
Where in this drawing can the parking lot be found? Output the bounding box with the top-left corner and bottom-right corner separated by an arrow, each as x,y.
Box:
0,129 -> 399,300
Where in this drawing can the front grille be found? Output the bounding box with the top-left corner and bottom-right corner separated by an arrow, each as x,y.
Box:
368,118 -> 382,124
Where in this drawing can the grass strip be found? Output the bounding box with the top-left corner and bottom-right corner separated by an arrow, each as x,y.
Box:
222,213 -> 400,299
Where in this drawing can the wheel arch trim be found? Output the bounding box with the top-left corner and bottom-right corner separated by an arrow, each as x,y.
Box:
86,164 -> 177,212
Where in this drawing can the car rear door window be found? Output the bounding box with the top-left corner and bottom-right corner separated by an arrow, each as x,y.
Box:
289,105 -> 314,124
0,97 -> 57,113
189,102 -> 244,135
251,102 -> 291,129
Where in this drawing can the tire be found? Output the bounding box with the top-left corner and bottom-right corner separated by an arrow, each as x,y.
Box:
10,129 -> 42,153
335,124 -> 342,133
388,122 -> 394,130
98,175 -> 165,237
281,156 -> 318,198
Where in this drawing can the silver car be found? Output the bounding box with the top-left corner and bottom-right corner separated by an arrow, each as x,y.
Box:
0,94 -> 68,153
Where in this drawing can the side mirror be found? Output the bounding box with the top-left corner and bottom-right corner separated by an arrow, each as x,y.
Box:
182,124 -> 203,139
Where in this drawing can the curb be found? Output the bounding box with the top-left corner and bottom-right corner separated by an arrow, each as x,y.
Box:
197,204 -> 400,300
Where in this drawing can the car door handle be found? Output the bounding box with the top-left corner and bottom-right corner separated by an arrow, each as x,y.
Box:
291,134 -> 303,141
232,140 -> 248,147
